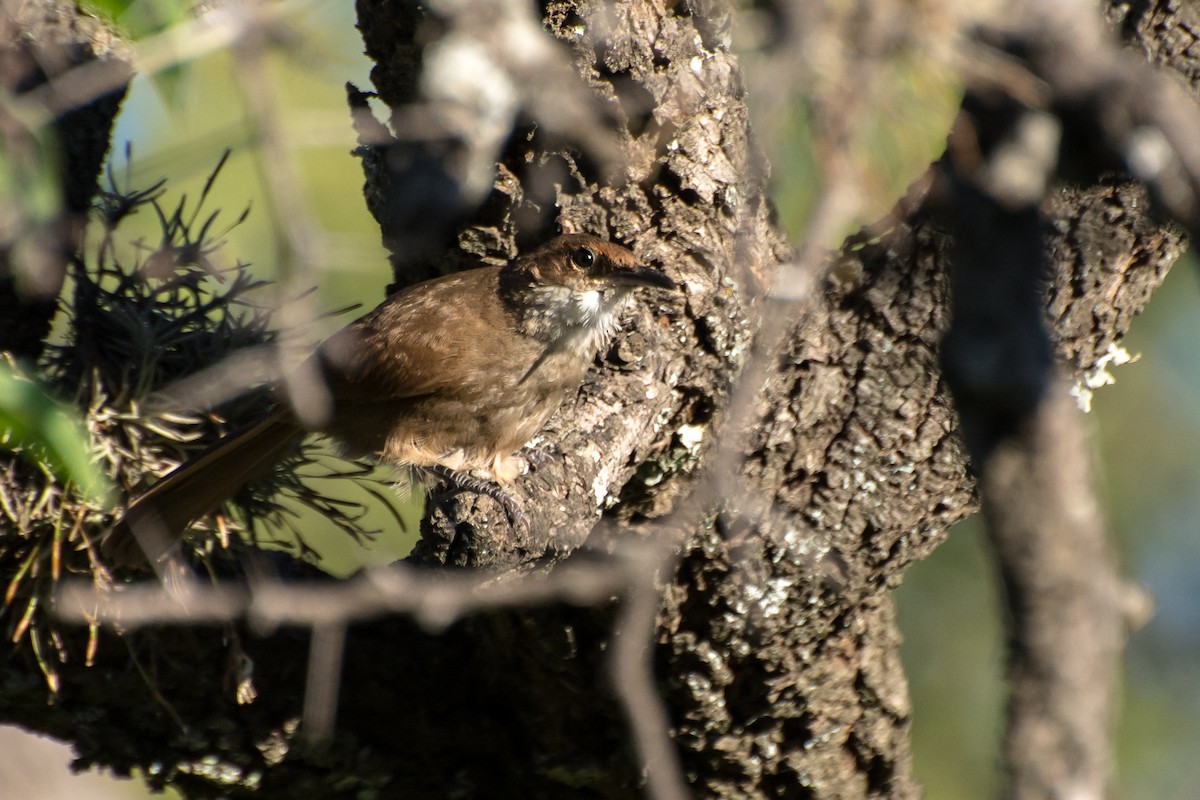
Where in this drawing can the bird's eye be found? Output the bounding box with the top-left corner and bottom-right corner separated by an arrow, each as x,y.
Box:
570,247 -> 595,269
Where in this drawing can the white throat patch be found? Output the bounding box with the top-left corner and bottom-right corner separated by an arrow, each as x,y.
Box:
578,290 -> 602,315
565,288 -> 629,359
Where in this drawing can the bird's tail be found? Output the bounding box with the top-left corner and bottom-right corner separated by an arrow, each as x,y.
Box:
104,409 -> 305,567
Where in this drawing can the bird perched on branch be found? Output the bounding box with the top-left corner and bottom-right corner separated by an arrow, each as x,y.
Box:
106,233 -> 677,566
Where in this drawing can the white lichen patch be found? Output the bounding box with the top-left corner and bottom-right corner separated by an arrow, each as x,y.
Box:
1071,343 -> 1137,412
741,576 -> 796,620
592,464 -> 611,507
676,422 -> 705,452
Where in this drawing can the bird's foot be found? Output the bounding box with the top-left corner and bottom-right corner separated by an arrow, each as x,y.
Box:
428,466 -> 529,530
519,446 -> 555,472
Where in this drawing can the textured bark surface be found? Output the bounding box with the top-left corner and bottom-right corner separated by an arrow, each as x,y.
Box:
0,1 -> 1193,799
1113,0 -> 1200,85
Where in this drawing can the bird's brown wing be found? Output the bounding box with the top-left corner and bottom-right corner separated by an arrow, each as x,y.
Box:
317,266 -> 527,405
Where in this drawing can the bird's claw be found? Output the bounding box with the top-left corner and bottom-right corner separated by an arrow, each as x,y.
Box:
428,466 -> 530,530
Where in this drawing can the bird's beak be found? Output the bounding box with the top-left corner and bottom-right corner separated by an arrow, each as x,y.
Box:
610,264 -> 678,291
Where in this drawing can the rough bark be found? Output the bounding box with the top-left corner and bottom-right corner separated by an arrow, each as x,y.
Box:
0,1 -> 1193,799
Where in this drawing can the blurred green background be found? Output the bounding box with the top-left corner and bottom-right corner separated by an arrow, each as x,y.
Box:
83,0 -> 421,578
4,2 -> 1199,798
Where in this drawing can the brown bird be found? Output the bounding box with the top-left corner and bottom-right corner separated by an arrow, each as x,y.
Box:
107,233 -> 676,565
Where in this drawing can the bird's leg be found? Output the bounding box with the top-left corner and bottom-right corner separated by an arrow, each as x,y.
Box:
515,446 -> 559,492
519,445 -> 555,472
427,466 -> 530,530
